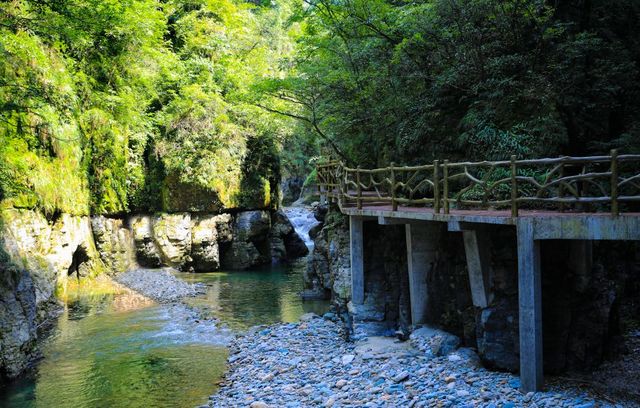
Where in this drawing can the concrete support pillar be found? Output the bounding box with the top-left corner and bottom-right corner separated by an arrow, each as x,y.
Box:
405,222 -> 442,326
462,228 -> 493,308
517,219 -> 543,392
350,216 -> 364,305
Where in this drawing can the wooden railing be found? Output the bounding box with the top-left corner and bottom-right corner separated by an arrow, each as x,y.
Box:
316,150 -> 640,217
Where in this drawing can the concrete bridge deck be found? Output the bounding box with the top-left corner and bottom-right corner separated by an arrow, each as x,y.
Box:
317,154 -> 640,392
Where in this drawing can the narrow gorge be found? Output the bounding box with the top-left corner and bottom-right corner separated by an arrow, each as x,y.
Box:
2,0 -> 640,407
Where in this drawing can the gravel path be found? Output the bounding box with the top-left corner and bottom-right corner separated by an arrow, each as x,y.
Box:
207,315 -> 632,408
115,268 -> 205,303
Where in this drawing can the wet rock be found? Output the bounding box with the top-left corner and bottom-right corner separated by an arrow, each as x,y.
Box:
270,211 -> 308,262
313,204 -> 328,223
308,223 -> 323,240
284,232 -> 308,258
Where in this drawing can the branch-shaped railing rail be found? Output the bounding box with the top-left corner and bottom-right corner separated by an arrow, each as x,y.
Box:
316,150 -> 640,217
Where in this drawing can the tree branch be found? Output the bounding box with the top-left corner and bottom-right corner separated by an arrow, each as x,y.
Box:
254,103 -> 348,162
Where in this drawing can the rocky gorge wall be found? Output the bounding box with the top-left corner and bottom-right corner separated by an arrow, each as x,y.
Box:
305,206 -> 640,376
0,208 -> 308,381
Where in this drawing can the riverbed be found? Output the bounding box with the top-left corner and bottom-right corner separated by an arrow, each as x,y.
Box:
0,260 -> 327,408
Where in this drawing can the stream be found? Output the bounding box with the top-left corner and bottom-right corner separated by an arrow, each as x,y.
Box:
0,207 -> 326,408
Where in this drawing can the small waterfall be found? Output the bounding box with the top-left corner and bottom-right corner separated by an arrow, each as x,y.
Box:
283,206 -> 319,249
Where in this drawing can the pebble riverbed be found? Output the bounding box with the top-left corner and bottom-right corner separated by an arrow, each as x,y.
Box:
116,268 -> 205,302
206,314 -> 632,408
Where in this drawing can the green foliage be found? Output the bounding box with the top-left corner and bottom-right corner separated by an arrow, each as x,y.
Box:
275,0 -> 640,167
0,0 -> 302,215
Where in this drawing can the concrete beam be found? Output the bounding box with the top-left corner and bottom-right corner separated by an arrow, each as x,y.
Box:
350,216 -> 365,305
405,222 -> 443,325
517,218 -> 543,392
463,228 -> 493,308
531,216 -> 640,240
378,215 -> 408,225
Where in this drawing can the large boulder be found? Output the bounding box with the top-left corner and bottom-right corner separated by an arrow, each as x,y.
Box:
284,232 -> 309,258
313,204 -> 328,223
91,216 -> 134,273
152,213 -> 192,266
191,215 -> 219,272
270,211 -> 309,261
476,298 -> 520,371
234,211 -> 271,242
130,215 -> 162,268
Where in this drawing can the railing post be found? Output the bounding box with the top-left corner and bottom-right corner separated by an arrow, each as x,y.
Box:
356,166 -> 362,210
558,159 -> 565,212
339,163 -> 346,208
511,155 -> 519,217
390,162 -> 398,211
443,160 -> 449,214
433,160 -> 440,213
611,149 -> 619,216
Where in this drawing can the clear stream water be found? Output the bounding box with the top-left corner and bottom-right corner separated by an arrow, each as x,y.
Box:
0,208 -> 327,408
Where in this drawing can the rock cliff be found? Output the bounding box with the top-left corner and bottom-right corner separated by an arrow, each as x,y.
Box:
0,207 -> 308,381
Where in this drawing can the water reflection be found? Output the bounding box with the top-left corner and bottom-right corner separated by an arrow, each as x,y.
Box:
0,258 -> 329,408
0,290 -> 228,408
182,260 -> 328,330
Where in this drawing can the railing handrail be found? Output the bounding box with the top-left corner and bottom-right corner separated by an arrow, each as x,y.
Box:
316,150 -> 640,217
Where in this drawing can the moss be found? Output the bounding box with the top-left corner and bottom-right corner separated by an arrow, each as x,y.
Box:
161,171 -> 223,212
56,274 -> 125,304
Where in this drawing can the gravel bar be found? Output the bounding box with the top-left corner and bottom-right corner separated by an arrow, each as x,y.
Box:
207,315 -> 631,408
115,268 -> 205,303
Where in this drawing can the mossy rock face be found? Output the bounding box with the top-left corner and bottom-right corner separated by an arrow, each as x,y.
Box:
162,172 -> 223,213
0,209 -> 105,306
129,215 -> 163,268
152,213 -> 192,266
191,215 -> 220,272
90,216 -> 135,274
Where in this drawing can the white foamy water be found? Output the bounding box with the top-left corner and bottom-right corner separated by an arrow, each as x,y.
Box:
283,206 -> 320,248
